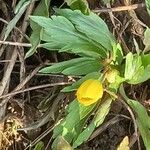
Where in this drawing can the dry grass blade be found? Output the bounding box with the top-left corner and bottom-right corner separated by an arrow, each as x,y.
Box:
0,18 -> 29,40
3,1 -> 30,41
0,1 -> 36,148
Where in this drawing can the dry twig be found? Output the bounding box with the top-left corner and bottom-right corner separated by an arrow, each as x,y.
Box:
0,82 -> 71,102
120,99 -> 141,150
93,3 -> 145,13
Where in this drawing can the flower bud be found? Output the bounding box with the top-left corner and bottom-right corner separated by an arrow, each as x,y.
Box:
76,79 -> 103,106
106,69 -> 119,83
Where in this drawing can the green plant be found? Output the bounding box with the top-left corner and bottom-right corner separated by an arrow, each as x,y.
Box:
28,7 -> 150,150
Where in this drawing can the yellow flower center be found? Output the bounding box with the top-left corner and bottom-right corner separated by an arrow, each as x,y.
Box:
76,79 -> 103,106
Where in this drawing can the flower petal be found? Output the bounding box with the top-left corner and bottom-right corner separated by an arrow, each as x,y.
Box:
76,79 -> 103,106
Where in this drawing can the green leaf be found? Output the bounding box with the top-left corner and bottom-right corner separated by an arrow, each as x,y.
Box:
63,100 -> 95,132
62,72 -> 100,92
56,9 -> 116,51
29,8 -> 116,58
112,43 -> 123,65
26,30 -> 41,58
39,57 -> 95,74
40,41 -> 103,58
124,52 -> 134,80
124,52 -> 142,80
129,65 -> 150,84
79,102 -> 96,120
120,85 -> 150,150
108,75 -> 125,93
33,141 -> 44,150
141,53 -> 150,67
143,28 -> 150,52
145,0 -> 150,16
137,119 -> 150,150
25,0 -> 50,58
73,122 -> 95,148
73,117 -> 88,140
53,100 -> 95,137
73,98 -> 112,148
65,0 -> 90,14
62,60 -> 102,75
124,53 -> 150,84
52,100 -> 96,148
93,98 -> 112,127
4,1 -> 30,40
30,13 -> 107,58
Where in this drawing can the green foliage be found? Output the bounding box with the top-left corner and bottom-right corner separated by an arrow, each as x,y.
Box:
120,85 -> 150,150
55,9 -> 116,52
145,0 -> 150,16
28,7 -> 150,150
39,57 -> 95,74
141,53 -> 150,67
112,43 -> 123,65
39,57 -> 102,76
52,98 -> 112,149
52,100 -> 96,149
143,28 -> 150,52
73,98 -> 112,148
65,0 -> 90,14
25,0 -> 50,58
124,52 -> 150,84
30,9 -> 115,58
124,52 -> 140,80
62,60 -> 102,75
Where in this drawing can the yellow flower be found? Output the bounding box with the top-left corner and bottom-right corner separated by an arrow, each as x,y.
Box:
76,79 -> 103,106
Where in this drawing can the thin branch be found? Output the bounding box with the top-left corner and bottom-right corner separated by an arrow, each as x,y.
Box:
0,49 -> 18,96
0,64 -> 42,106
0,82 -> 72,102
0,41 -> 57,51
120,99 -> 141,150
0,40 -> 32,47
93,3 -> 145,13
